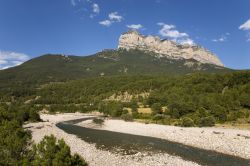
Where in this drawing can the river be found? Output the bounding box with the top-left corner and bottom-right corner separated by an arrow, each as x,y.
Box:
56,117 -> 250,166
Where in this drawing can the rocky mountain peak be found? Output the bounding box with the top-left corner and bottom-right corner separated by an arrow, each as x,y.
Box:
118,30 -> 224,67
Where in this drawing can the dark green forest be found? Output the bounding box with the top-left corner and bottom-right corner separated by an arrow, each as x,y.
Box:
34,71 -> 250,126
1,71 -> 249,127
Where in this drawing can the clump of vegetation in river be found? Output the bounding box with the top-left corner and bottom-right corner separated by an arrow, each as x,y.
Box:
93,118 -> 104,125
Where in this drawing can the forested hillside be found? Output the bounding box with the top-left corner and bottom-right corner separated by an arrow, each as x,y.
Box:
14,71 -> 248,126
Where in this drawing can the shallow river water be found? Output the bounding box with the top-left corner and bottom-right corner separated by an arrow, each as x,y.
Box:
56,117 -> 250,166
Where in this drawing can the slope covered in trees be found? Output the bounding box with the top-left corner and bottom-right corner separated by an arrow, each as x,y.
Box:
30,71 -> 250,126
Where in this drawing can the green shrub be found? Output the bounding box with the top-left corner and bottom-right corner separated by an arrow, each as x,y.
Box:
245,111 -> 250,118
132,110 -> 139,119
199,116 -> 216,127
30,135 -> 87,166
121,114 -> 133,122
151,103 -> 162,115
152,114 -> 165,124
169,108 -> 180,119
181,117 -> 195,127
29,109 -> 41,122
152,114 -> 164,121
122,109 -> 129,114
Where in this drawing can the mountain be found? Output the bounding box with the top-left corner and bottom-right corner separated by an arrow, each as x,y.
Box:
0,49 -> 229,89
118,30 -> 224,66
0,31 -> 232,99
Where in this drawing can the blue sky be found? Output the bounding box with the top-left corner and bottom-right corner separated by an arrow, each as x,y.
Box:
0,0 -> 249,69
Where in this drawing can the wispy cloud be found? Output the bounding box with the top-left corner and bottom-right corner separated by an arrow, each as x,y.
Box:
0,51 -> 30,70
157,22 -> 194,45
71,0 -> 100,18
247,33 -> 250,42
126,24 -> 143,30
99,20 -> 112,27
239,19 -> 250,42
99,12 -> 123,27
212,33 -> 230,42
108,12 -> 123,22
71,0 -> 76,6
92,3 -> 100,14
90,3 -> 100,18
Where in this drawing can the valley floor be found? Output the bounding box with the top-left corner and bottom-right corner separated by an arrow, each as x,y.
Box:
25,113 -> 250,166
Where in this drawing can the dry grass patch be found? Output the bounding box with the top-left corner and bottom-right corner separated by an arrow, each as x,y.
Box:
138,108 -> 152,114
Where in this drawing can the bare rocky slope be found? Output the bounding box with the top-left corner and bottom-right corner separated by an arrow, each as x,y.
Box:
118,30 -> 224,67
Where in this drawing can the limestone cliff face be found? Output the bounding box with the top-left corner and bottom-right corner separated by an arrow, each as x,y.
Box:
118,30 -> 224,67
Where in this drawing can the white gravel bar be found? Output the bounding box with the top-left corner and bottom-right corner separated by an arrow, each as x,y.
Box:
78,118 -> 250,159
25,113 -> 200,166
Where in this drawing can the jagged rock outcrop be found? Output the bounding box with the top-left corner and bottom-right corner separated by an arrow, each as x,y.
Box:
118,30 -> 224,66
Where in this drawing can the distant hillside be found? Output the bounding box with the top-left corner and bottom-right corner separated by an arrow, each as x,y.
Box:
0,49 -> 230,89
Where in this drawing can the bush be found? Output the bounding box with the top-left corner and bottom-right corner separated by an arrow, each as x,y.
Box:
199,116 -> 216,127
181,117 -> 194,127
151,103 -> 162,115
30,135 -> 87,166
152,114 -> 164,121
121,114 -> 133,122
152,114 -> 165,124
169,108 -> 180,119
211,105 -> 227,123
92,118 -> 104,125
29,109 -> 41,122
131,110 -> 139,119
122,109 -> 129,114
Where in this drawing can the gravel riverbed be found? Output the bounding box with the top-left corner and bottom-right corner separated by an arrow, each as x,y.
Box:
78,118 -> 250,159
25,113 -> 250,165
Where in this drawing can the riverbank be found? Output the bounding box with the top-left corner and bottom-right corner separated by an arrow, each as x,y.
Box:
77,118 -> 250,159
25,113 -> 200,166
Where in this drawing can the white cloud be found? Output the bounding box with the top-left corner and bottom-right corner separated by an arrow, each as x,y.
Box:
92,3 -> 100,14
157,23 -> 175,30
239,19 -> 250,42
0,51 -> 30,70
99,20 -> 112,27
99,12 -> 123,27
239,19 -> 250,30
158,23 -> 194,45
179,38 -> 195,45
108,12 -> 123,22
158,23 -> 188,38
126,24 -> 143,30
